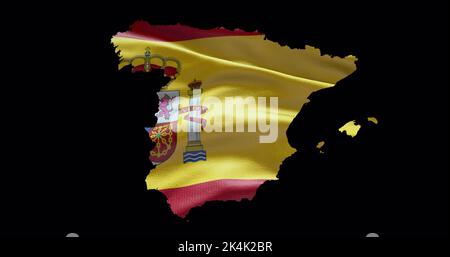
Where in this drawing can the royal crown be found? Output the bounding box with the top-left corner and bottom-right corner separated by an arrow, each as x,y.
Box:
121,47 -> 182,78
188,79 -> 202,89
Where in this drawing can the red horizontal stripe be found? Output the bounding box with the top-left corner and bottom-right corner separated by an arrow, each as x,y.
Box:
160,179 -> 266,217
116,21 -> 262,42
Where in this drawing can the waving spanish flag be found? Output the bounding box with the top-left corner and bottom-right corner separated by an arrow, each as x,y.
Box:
112,21 -> 356,217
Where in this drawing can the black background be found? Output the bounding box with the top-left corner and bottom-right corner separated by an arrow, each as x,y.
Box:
1,0 -> 448,249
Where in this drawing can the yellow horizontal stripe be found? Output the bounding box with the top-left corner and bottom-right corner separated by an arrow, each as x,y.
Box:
112,33 -> 357,189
